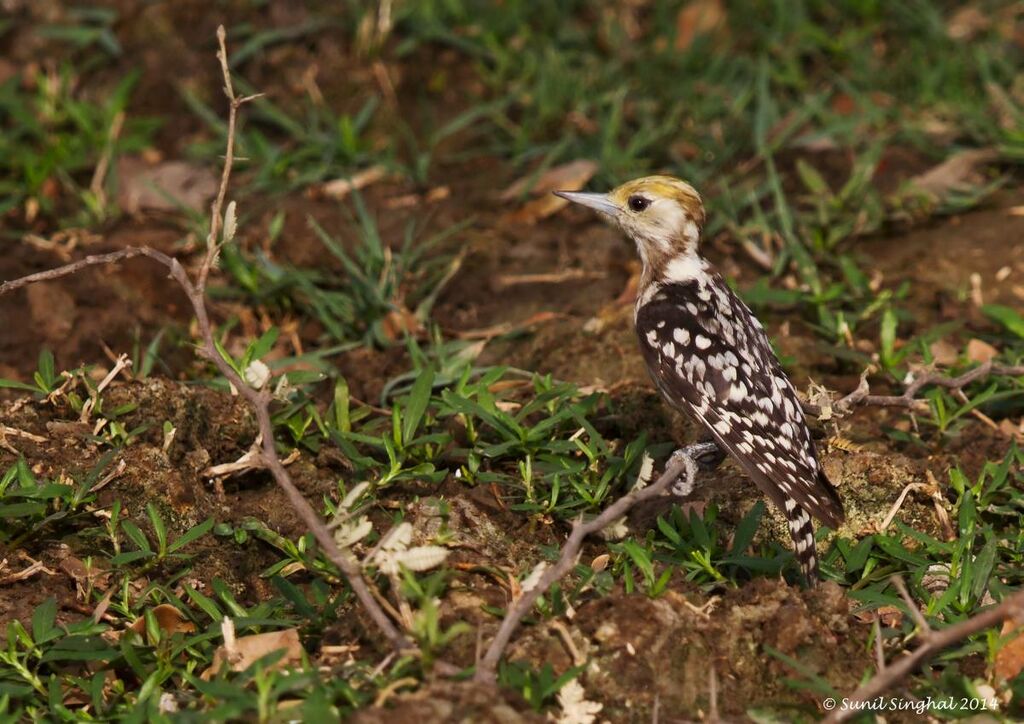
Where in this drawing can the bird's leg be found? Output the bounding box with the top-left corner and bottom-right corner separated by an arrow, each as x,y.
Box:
693,434 -> 727,472
669,439 -> 722,497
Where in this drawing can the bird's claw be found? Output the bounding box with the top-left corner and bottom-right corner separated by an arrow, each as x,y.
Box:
667,441 -> 721,497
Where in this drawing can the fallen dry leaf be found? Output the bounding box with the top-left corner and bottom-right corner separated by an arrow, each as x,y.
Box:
966,338 -> 999,364
456,311 -> 562,340
907,148 -> 999,200
675,0 -> 725,51
380,305 -> 423,341
929,338 -> 960,366
117,157 -> 218,214
999,418 -> 1023,440
127,604 -> 196,638
947,6 -> 991,41
994,620 -> 1024,682
202,628 -> 305,680
500,159 -> 598,201
501,159 -> 598,224
319,164 -> 391,200
852,605 -> 904,627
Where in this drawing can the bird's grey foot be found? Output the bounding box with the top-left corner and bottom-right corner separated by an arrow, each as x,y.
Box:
668,440 -> 721,497
693,436 -> 726,472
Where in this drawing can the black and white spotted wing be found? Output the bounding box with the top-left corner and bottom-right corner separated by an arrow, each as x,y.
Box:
635,276 -> 844,531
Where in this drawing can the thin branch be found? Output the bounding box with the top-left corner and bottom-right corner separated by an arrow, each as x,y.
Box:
473,441 -> 716,684
804,361 -> 1024,418
871,620 -> 885,672
197,25 -> 261,294
0,248 -> 151,296
890,575 -> 932,637
822,587 -> 1024,723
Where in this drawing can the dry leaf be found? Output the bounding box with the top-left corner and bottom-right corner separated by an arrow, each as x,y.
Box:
127,604 -> 196,638
319,165 -> 391,200
966,338 -> 999,364
334,515 -> 373,549
391,545 -> 450,572
378,521 -> 413,552
202,628 -> 304,680
380,305 -> 422,341
999,418 -> 1023,440
556,679 -> 603,724
929,338 -> 960,366
994,621 -> 1024,682
907,148 -> 999,199
520,562 -> 548,595
501,160 -> 598,224
675,0 -> 725,50
947,6 -> 991,41
852,605 -> 904,627
500,159 -> 598,200
117,157 -> 218,214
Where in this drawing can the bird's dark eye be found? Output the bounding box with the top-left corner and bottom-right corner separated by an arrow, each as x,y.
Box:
628,195 -> 650,212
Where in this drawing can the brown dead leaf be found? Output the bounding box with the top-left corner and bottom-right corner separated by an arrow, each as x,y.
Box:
500,159 -> 598,201
999,418 -> 1023,440
675,0 -> 725,50
966,338 -> 999,364
929,338 -> 960,366
117,157 -> 218,214
319,164 -> 392,200
947,6 -> 991,41
995,620 -> 1024,682
456,311 -> 562,340
907,148 -> 999,199
59,555 -> 110,594
127,604 -> 196,638
500,160 -> 598,223
202,628 -> 304,680
380,305 -> 423,341
852,605 -> 904,627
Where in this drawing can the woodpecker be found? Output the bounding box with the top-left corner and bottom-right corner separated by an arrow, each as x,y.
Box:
555,176 -> 843,585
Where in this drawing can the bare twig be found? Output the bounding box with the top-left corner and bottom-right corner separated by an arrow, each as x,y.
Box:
0,26 -> 410,655
804,361 -> 1024,418
0,248 -> 151,296
473,441 -> 716,684
198,25 -> 263,294
890,575 -> 932,637
823,584 -> 1024,723
871,619 -> 885,672
89,110 -> 125,209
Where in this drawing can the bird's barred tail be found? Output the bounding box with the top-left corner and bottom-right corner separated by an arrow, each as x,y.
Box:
785,499 -> 820,585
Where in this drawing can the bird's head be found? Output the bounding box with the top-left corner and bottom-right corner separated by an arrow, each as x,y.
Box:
555,175 -> 705,273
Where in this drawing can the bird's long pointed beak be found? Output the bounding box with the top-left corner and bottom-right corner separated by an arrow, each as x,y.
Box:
553,190 -> 619,216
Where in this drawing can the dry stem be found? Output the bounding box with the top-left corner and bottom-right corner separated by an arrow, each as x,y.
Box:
473,441 -> 715,684
823,576 -> 1024,723
806,361 -> 1024,418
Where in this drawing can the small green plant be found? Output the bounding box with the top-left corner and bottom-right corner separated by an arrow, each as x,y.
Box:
497,660 -> 584,711
184,86 -> 381,192
0,66 -> 155,225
